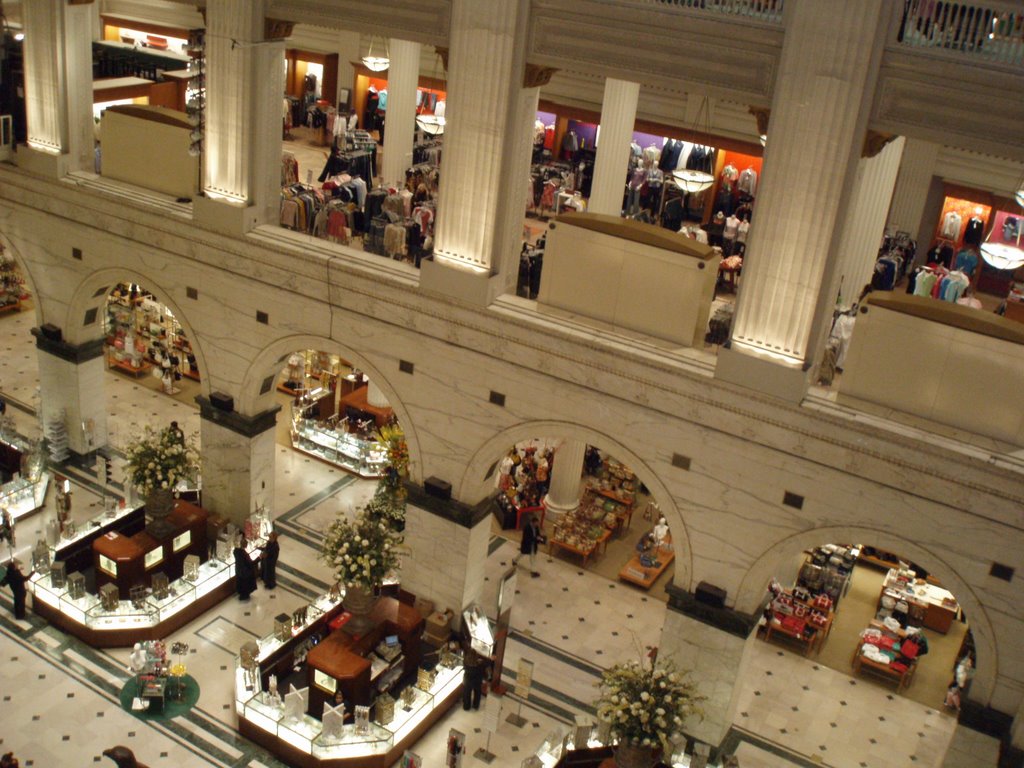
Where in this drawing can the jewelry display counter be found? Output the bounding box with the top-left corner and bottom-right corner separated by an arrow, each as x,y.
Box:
290,418 -> 388,478
236,590 -> 462,767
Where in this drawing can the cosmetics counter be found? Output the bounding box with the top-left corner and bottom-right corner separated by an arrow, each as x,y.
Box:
235,589 -> 463,767
0,435 -> 49,521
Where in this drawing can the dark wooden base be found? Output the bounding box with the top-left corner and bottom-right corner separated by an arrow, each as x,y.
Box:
238,682 -> 462,768
32,576 -> 236,647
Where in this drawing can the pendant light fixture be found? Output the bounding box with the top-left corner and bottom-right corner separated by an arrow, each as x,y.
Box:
979,168 -> 1024,271
415,115 -> 445,136
671,95 -> 714,193
361,36 -> 389,72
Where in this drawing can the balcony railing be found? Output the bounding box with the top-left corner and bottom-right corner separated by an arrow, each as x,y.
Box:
623,0 -> 784,23
898,0 -> 1024,67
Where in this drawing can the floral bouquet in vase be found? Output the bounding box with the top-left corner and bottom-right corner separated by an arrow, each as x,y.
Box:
124,425 -> 199,537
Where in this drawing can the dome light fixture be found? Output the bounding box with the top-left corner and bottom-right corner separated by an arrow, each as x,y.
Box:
415,114 -> 445,136
670,95 -> 715,193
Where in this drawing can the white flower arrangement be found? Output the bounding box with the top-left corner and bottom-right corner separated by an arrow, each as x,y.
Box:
319,507 -> 403,590
124,426 -> 199,498
595,654 -> 705,750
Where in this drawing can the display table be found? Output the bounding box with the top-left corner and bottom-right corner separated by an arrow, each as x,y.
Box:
236,588 -> 462,767
763,612 -> 832,657
549,528 -> 610,568
851,640 -> 917,691
879,568 -> 959,634
618,536 -> 674,590
107,352 -> 153,378
761,589 -> 835,657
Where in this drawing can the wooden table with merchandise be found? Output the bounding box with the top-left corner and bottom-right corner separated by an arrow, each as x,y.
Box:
584,487 -> 634,534
851,641 -> 916,691
763,611 -> 832,657
618,537 -> 674,589
548,528 -> 611,567
107,353 -> 153,378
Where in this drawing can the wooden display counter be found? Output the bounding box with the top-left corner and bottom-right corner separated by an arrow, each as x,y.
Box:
549,529 -> 610,568
878,569 -> 958,634
618,536 -> 674,590
338,386 -> 394,428
107,353 -> 153,378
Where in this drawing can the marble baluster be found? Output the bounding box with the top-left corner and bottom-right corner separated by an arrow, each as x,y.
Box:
543,439 -> 586,524
588,78 -> 640,217
381,39 -> 421,189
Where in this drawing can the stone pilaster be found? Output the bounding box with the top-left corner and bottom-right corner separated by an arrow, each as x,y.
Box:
660,585 -> 761,750
717,0 -> 890,401
887,137 -> 941,239
421,0 -> 529,305
588,78 -> 640,217
32,329 -> 107,456
198,0 -> 285,232
824,137 -> 905,313
400,484 -> 492,616
196,397 -> 279,525
542,439 -> 586,524
381,39 -> 421,188
20,0 -> 94,175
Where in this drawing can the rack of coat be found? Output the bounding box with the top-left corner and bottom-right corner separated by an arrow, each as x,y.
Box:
281,152 -> 299,186
318,148 -> 375,186
872,231 -> 917,291
528,162 -> 576,216
280,184 -> 324,233
364,188 -> 433,268
413,139 -> 443,166
906,265 -> 971,303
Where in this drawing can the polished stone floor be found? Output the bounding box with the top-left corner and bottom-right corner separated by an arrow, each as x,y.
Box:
0,302 -> 992,767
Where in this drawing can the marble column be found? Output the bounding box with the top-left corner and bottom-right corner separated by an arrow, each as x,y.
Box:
420,0 -> 530,305
658,594 -> 760,750
715,0 -> 890,402
401,486 -> 492,616
588,78 -> 640,217
825,137 -> 906,313
381,39 -> 421,188
31,329 -> 107,457
543,439 -> 586,524
197,397 -> 279,525
198,0 -> 286,232
886,137 -> 940,239
366,380 -> 389,408
20,0 -> 94,175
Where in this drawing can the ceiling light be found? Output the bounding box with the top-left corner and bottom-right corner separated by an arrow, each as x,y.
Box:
416,114 -> 445,136
670,168 -> 714,193
361,36 -> 389,72
979,241 -> 1024,271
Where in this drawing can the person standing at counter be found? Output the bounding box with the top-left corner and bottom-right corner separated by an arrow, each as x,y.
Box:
0,560 -> 32,619
234,537 -> 258,602
260,531 -> 280,590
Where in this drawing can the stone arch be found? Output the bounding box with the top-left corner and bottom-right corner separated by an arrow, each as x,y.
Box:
0,231 -> 43,325
458,419 -> 694,592
239,334 -> 425,484
734,525 -> 998,704
62,268 -> 212,395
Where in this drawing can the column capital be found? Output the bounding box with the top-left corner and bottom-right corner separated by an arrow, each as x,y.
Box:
434,46 -> 448,72
403,481 -> 492,529
31,327 -> 105,363
665,583 -> 760,640
264,18 -> 294,40
863,130 -> 898,158
747,105 -> 770,137
196,396 -> 280,438
523,63 -> 557,88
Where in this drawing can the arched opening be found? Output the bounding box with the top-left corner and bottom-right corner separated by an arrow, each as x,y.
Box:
0,233 -> 44,417
731,528 -> 994,766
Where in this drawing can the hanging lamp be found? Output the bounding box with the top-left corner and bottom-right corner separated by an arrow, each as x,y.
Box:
671,95 -> 714,193
979,168 -> 1024,271
361,36 -> 389,72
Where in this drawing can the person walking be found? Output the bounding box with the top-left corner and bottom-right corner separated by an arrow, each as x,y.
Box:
0,560 -> 32,619
518,513 -> 544,578
462,641 -> 487,711
260,531 -> 280,590
233,537 -> 258,601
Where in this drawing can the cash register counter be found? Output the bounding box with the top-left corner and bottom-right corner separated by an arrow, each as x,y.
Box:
236,591 -> 462,767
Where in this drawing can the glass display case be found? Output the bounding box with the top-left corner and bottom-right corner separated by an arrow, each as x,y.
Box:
290,414 -> 388,478
86,599 -> 158,629
0,472 -> 50,521
311,722 -> 391,760
50,503 -> 140,559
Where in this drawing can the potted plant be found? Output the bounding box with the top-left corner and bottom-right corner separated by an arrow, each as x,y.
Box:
124,425 -> 199,538
594,652 -> 705,768
364,422 -> 410,530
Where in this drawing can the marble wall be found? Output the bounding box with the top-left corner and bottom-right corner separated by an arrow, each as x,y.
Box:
1,167 -> 1023,732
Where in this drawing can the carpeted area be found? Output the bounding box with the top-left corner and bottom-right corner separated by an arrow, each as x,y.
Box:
119,674 -> 200,721
811,563 -> 966,712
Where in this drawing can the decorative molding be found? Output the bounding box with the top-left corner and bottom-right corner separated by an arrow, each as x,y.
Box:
68,0 -> 96,5
264,18 -> 295,40
748,106 -> 770,137
31,329 -> 105,364
434,46 -> 448,72
523,63 -> 558,88
862,129 -> 898,158
267,0 -> 451,46
195,396 -> 280,438
403,481 -> 492,529
665,583 -> 761,640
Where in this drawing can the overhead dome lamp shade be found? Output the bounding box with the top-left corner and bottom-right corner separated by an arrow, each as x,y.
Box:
1015,187 -> 1024,208
361,36 -> 389,72
980,241 -> 1024,271
415,114 -> 445,136
671,168 -> 714,194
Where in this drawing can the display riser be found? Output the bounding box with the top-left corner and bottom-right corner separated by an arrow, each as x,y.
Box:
238,683 -> 462,768
31,575 -> 235,648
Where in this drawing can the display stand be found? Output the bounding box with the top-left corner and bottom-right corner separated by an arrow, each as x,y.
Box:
505,658 -> 533,728
617,533 -> 674,589
474,694 -> 501,763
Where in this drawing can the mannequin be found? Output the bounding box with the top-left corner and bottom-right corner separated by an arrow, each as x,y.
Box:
653,517 -> 670,546
128,643 -> 148,674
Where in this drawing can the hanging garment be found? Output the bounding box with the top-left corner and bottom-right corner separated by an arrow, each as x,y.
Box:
941,210 -> 963,239
963,216 -> 985,246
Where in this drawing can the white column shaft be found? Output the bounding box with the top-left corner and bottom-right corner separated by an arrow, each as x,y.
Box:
588,78 -> 640,217
729,0 -> 889,363
495,86 -> 541,293
381,39 -> 421,188
36,352 -> 108,455
433,0 -> 526,270
199,418 -> 276,525
887,137 -> 940,237
543,439 -> 586,522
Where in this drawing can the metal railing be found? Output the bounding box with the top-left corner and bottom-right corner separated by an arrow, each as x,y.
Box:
898,0 -> 1024,67
636,0 -> 785,23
